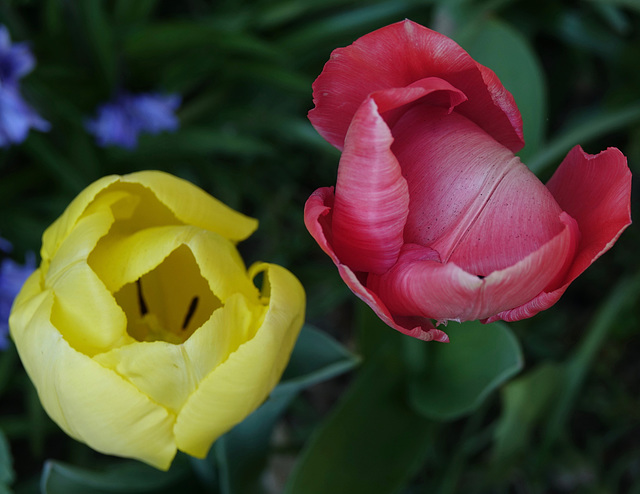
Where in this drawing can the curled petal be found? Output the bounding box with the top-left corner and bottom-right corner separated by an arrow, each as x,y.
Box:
304,188 -> 447,341
174,263 -> 305,457
545,145 -> 632,286
309,19 -> 523,152
370,213 -> 579,322
369,76 -> 468,128
331,97 -> 410,274
41,176 -> 119,263
331,80 -> 465,274
122,171 -> 258,243
50,261 -> 130,356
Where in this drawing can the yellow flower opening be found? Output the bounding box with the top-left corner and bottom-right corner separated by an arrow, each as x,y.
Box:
8,171 -> 305,470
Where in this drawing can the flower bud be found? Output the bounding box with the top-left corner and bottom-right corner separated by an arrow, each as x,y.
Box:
10,171 -> 305,470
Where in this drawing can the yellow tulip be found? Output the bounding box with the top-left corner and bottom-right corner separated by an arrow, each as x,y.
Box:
9,171 -> 305,470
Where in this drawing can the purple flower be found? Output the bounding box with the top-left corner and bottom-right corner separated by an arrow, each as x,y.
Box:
0,84 -> 51,147
0,25 -> 35,84
0,239 -> 36,350
85,92 -> 181,149
0,24 -> 49,148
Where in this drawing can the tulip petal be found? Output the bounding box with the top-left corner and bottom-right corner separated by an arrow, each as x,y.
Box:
10,284 -> 177,470
174,263 -> 305,458
368,243 -> 483,322
393,105 -> 565,275
330,79 -> 467,274
446,161 -> 567,276
370,77 -> 468,128
45,206 -> 116,284
94,293 -> 264,414
41,175 -> 119,262
42,171 -> 257,270
49,261 -> 130,355
545,145 -> 632,286
36,207 -> 133,355
182,292 -> 265,381
478,212 -> 579,318
89,226 -> 256,302
122,171 -> 258,242
371,213 -> 579,322
309,19 -> 523,152
304,187 -> 448,341
487,146 -> 633,323
331,97 -> 410,273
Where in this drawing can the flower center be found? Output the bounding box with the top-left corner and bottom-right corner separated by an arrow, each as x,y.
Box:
114,244 -> 221,344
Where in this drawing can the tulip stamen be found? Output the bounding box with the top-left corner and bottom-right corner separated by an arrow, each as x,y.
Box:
182,296 -> 199,330
136,279 -> 148,315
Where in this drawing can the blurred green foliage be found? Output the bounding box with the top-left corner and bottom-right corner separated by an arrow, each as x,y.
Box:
1,0 -> 639,493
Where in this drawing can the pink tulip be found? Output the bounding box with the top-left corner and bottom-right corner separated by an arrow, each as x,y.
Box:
304,20 -> 632,342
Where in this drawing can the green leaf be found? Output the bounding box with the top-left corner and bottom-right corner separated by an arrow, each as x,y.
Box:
0,429 -> 14,489
284,350 -> 433,494
75,1 -> 117,92
40,459 -> 188,494
540,273 -> 640,453
109,128 -> 274,163
527,101 -> 640,175
459,18 -> 547,163
22,135 -> 87,193
277,1 -> 418,55
124,22 -> 281,62
214,392 -> 294,494
492,362 -> 564,465
587,0 -> 640,13
407,320 -> 523,421
114,0 -> 158,23
216,325 -> 359,494
277,324 -> 360,394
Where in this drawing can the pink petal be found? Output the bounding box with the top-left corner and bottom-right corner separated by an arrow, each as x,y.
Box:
331,97 -> 408,274
370,76 -> 468,128
488,146 -> 632,323
393,105 -> 566,275
309,19 -> 523,152
545,145 -> 632,286
369,214 -> 579,323
304,188 -> 448,342
331,80 -> 467,274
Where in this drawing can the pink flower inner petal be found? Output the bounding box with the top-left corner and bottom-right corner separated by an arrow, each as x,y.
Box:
370,213 -> 579,322
394,105 -> 566,276
304,188 -> 447,341
331,79 -> 467,275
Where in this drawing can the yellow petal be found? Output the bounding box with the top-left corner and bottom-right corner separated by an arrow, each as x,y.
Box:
174,263 -> 305,458
89,226 -> 257,302
10,290 -> 177,470
9,268 -> 47,340
94,341 -> 198,415
182,292 -> 266,384
44,208 -> 116,284
94,292 -> 263,414
41,175 -> 119,263
49,260 -> 131,356
121,171 -> 258,242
